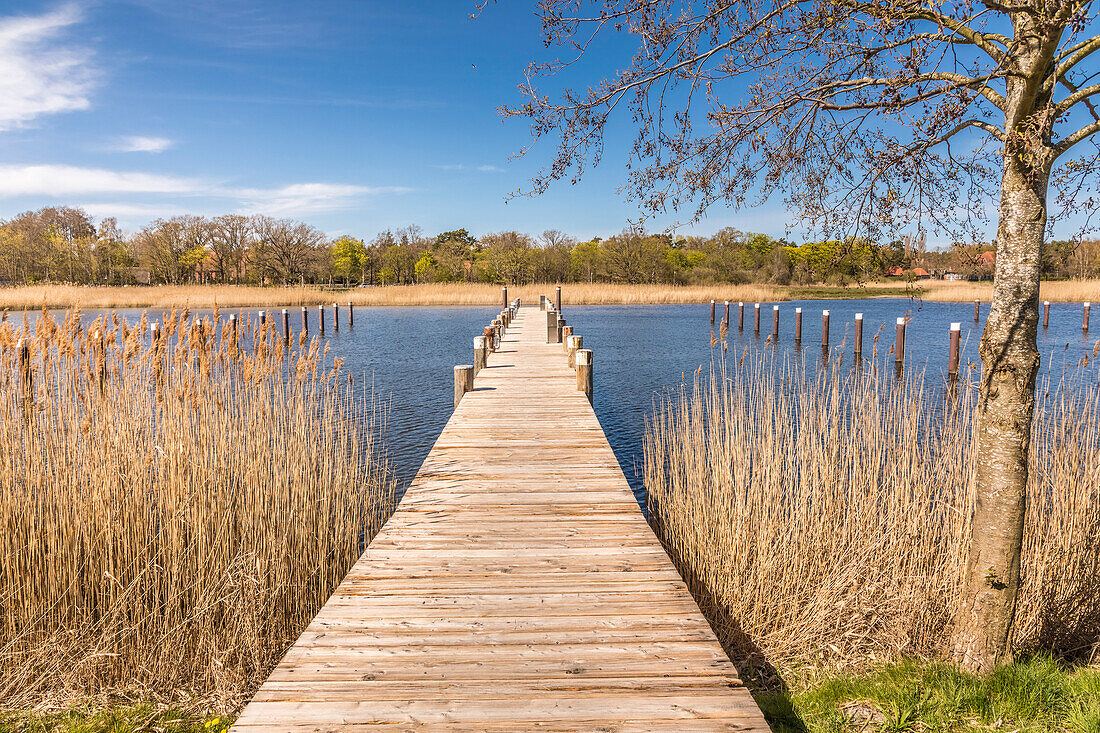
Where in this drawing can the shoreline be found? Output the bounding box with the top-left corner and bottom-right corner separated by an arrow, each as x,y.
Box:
0,280 -> 1097,310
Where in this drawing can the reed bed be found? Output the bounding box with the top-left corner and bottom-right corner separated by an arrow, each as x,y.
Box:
645,353 -> 1100,673
0,283 -> 784,310
0,310 -> 396,708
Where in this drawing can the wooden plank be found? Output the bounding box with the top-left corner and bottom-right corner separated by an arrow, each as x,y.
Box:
233,305 -> 768,731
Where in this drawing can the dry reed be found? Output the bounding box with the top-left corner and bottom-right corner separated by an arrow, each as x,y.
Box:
0,309 -> 395,708
645,352 -> 1100,673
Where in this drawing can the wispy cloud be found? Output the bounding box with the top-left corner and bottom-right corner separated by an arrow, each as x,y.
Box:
0,164 -> 411,218
477,165 -> 505,173
436,164 -> 507,173
0,6 -> 95,131
113,135 -> 175,153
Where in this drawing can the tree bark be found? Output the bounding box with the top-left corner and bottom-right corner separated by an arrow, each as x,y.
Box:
950,147 -> 1047,673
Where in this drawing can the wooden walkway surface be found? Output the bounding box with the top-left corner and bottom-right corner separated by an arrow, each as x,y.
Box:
234,305 -> 769,732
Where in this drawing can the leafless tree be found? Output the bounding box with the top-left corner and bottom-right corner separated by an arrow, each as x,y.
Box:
210,214 -> 253,283
499,0 -> 1100,672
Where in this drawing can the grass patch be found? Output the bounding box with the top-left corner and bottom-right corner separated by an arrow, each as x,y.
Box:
784,285 -> 922,299
0,705 -> 232,733
758,656 -> 1100,733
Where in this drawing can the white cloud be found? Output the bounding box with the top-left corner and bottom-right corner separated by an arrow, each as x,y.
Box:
0,164 -> 410,218
477,165 -> 505,173
0,6 -> 95,131
113,136 -> 175,153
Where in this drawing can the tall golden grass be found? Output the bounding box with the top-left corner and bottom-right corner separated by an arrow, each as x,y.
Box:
0,310 -> 395,707
645,353 -> 1100,673
0,283 -> 781,310
857,279 -> 1100,302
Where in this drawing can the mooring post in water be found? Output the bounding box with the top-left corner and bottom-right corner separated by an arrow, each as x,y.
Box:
974,299 -> 980,322
895,317 -> 907,367
821,310 -> 830,348
561,325 -> 573,353
568,335 -> 583,369
723,300 -> 730,326
854,313 -> 863,364
453,365 -> 474,409
301,307 -> 308,335
318,305 -> 326,334
1043,301 -> 1050,328
576,349 -> 593,403
738,302 -> 745,330
753,303 -> 761,333
18,338 -> 32,415
948,322 -> 961,378
259,310 -> 266,327
474,337 -> 487,374
794,307 -> 803,343
281,309 -> 289,345
556,286 -> 562,312
348,302 -> 354,327
333,302 -> 340,332
772,305 -> 780,342
1085,302 -> 1091,332
709,300 -> 715,324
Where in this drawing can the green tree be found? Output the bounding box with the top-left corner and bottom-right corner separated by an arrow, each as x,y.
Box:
332,235 -> 368,284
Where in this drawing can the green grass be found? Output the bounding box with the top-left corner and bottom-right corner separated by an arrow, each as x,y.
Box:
0,705 -> 232,733
758,656 -> 1100,733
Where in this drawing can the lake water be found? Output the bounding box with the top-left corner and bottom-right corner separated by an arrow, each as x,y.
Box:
14,299 -> 1098,500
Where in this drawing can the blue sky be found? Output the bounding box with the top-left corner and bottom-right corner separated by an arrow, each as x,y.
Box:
0,0 -> 789,241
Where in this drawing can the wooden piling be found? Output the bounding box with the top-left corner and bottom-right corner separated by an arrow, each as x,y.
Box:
974,299 -> 980,322
1043,301 -> 1050,328
556,314 -> 565,343
301,306 -> 308,334
318,305 -> 326,334
753,303 -> 761,333
1085,302 -> 1091,331
794,307 -> 802,343
18,338 -> 32,416
821,310 -> 830,348
568,335 -> 583,369
724,300 -> 730,326
576,349 -> 593,403
772,305 -> 779,341
710,300 -> 715,324
348,301 -> 354,327
259,310 -> 266,326
854,313 -> 863,362
561,325 -> 573,353
547,310 -> 559,343
738,302 -> 744,330
282,309 -> 290,344
453,365 -> 474,408
474,337 -> 487,374
503,286 -> 508,310
948,322 -> 961,378
895,317 -> 906,366
556,286 -> 562,312
333,302 -> 340,332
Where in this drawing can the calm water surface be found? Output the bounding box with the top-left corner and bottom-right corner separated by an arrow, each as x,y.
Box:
19,299 -> 1098,500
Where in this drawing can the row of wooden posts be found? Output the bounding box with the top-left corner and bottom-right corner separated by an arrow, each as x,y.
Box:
452,286 -> 593,409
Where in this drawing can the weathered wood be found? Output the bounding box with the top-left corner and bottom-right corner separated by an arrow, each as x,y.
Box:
1043,301 -> 1050,329
895,317 -> 906,366
854,313 -> 863,364
567,334 -> 583,369
348,301 -> 354,327
1085,302 -> 1091,332
948,322 -> 961,377
576,348 -> 593,402
771,305 -> 779,341
454,365 -> 474,409
974,299 -> 980,322
319,305 -> 326,334
794,307 -> 803,343
474,337 -> 487,374
235,306 -> 768,731
282,309 -> 290,344
822,309 -> 830,348
561,325 -> 573,353
556,286 -> 562,312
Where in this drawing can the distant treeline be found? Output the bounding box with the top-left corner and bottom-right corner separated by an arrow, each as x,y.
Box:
1,207 -> 1098,286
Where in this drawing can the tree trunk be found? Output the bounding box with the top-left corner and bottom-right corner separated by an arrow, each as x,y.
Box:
950,149 -> 1047,673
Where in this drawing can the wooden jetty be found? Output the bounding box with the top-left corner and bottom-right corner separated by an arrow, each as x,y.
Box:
234,304 -> 769,731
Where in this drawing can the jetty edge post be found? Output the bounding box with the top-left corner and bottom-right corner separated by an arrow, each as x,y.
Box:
854,313 -> 863,366
1085,302 -> 1091,332
556,313 -> 565,343
556,286 -> 562,312
568,335 -> 583,369
333,302 -> 340,332
895,316 -> 907,371
709,300 -> 715,324
753,303 -> 761,333
948,322 -> 961,379
738,302 -> 745,330
348,301 -> 354,327
576,349 -> 593,403
561,325 -> 573,353
492,319 -> 502,350
546,309 -> 560,343
794,307 -> 803,343
282,309 -> 290,345
1043,300 -> 1050,329
502,286 -> 508,310
474,337 -> 487,374
772,305 -> 780,342
318,305 -> 326,334
453,365 -> 474,409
